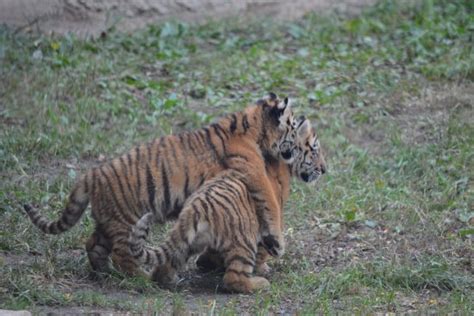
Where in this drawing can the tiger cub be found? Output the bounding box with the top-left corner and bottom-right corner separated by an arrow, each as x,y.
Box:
23,93 -> 297,276
128,117 -> 326,293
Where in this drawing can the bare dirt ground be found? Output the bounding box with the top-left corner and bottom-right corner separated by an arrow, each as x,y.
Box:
0,0 -> 376,37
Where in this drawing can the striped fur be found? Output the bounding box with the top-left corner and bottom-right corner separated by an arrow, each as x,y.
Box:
290,117 -> 327,183
22,93 -> 297,276
127,117 -> 325,292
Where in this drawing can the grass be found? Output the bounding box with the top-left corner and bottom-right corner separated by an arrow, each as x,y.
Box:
1,0 -> 473,313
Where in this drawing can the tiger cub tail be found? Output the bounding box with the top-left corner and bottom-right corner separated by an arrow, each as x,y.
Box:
129,212 -> 161,266
23,172 -> 91,234
129,212 -> 190,268
130,211 -> 199,285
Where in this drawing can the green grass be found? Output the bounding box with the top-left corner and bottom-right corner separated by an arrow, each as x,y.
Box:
1,0 -> 473,313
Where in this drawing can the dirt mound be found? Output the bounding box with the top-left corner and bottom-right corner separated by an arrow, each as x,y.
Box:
0,0 -> 375,37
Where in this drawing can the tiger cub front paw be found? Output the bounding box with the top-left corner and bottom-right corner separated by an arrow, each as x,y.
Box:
261,234 -> 285,257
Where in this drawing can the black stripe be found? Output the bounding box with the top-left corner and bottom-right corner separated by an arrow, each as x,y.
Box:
198,173 -> 206,187
135,147 -> 142,203
127,153 -> 133,170
146,165 -> 157,214
178,134 -> 186,150
177,137 -> 190,199
161,161 -> 171,213
193,209 -> 199,233
84,172 -> 90,194
147,143 -> 152,162
242,114 -> 250,133
230,114 -> 237,133
183,172 -> 190,198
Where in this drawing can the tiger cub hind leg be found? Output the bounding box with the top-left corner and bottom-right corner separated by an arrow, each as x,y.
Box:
104,221 -> 149,278
222,248 -> 270,293
86,227 -> 112,275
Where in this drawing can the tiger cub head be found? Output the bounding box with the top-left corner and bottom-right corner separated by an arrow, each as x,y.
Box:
292,116 -> 327,183
258,93 -> 297,164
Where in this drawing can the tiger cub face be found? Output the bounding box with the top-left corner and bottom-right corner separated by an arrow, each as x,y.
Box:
292,117 -> 327,183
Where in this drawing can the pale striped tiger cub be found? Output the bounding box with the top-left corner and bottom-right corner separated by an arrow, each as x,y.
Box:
128,117 -> 326,292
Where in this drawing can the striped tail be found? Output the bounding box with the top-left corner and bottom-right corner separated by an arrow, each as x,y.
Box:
129,212 -> 190,268
129,213 -> 165,266
23,174 -> 90,234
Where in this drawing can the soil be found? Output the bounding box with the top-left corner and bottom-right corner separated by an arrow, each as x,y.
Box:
0,0 -> 376,37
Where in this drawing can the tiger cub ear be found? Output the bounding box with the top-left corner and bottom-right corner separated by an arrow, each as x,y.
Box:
277,96 -> 291,110
296,117 -> 312,140
268,92 -> 278,101
278,97 -> 294,128
257,92 -> 279,106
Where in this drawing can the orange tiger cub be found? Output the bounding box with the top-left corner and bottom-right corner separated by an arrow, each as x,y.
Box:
23,93 -> 296,276
128,117 -> 326,293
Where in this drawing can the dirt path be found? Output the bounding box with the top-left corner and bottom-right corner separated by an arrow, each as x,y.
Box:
0,0 -> 376,37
